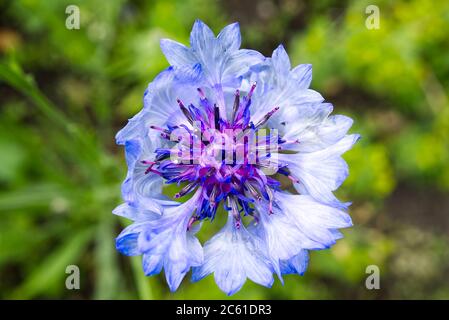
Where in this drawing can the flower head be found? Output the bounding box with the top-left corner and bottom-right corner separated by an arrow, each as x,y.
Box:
114,20 -> 359,295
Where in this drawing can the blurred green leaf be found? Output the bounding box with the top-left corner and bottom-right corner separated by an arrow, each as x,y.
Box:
94,216 -> 123,299
9,227 -> 94,299
131,255 -> 154,300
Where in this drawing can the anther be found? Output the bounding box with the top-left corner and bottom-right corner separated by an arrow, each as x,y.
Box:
232,89 -> 240,122
253,106 -> 280,129
213,104 -> 220,130
197,88 -> 205,100
174,181 -> 197,198
248,82 -> 257,99
177,98 -> 194,124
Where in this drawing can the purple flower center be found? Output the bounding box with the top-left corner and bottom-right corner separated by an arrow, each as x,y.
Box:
142,84 -> 298,227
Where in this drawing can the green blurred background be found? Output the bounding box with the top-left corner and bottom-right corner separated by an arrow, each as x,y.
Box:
1,0 -> 449,299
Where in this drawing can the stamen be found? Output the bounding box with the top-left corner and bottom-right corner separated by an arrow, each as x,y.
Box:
232,89 -> 240,122
245,182 -> 262,200
227,196 -> 241,228
209,185 -> 218,208
235,219 -> 241,229
266,187 -> 274,214
150,125 -> 170,134
144,163 -> 162,176
174,181 -> 198,198
160,132 -> 172,140
253,106 -> 280,129
197,88 -> 205,100
177,98 -> 194,124
187,216 -> 198,231
244,135 -> 249,165
213,104 -> 220,130
248,82 -> 257,99
280,139 -> 300,145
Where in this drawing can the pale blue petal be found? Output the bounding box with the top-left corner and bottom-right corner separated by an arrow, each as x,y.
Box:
190,19 -> 216,50
112,203 -> 161,221
291,64 -> 312,89
165,262 -> 189,292
159,20 -> 263,92
272,45 -> 291,77
281,102 -> 333,141
116,222 -> 148,256
250,53 -> 324,122
119,192 -> 203,288
222,49 -> 265,85
160,38 -> 196,66
115,109 -> 147,145
288,114 -> 354,152
251,205 -> 305,262
192,214 -> 274,295
317,115 -> 354,145
174,63 -> 203,83
279,134 -> 360,208
121,135 -> 178,214
280,250 -> 309,275
164,235 -> 190,291
217,22 -> 241,52
142,253 -> 164,276
274,192 -> 353,249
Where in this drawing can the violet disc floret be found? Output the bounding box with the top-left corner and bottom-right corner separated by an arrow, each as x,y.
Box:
114,19 -> 359,295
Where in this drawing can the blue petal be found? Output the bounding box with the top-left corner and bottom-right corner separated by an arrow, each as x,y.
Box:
116,222 -> 148,256
190,19 -> 216,51
174,63 -> 203,83
280,250 -> 309,275
274,192 -> 353,249
192,214 -> 274,295
272,45 -> 291,77
249,54 -> 324,122
116,233 -> 139,256
113,203 -> 157,221
318,115 -> 354,144
291,64 -> 312,89
222,49 -> 265,85
118,192 -> 203,290
115,107 -> 151,145
279,134 -> 360,208
116,67 -> 181,144
160,38 -> 196,66
217,22 -> 241,52
160,20 -> 263,91
251,204 -> 306,262
142,253 -> 164,276
165,262 -> 189,292
119,131 -> 181,214
282,107 -> 355,153
281,102 -> 333,141
124,139 -> 141,169
145,67 -> 197,128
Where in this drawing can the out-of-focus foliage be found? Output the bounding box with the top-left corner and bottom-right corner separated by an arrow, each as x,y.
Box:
0,0 -> 448,299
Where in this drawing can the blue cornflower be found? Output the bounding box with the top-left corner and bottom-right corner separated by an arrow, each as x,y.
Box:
114,20 -> 359,295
